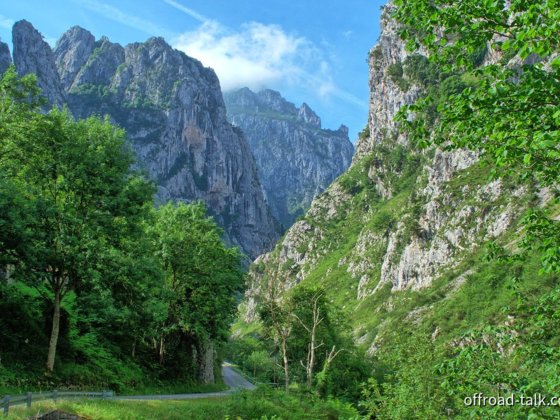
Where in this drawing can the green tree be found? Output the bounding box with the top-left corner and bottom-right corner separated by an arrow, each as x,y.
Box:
150,202 -> 244,383
258,299 -> 293,392
0,68 -> 154,372
393,0 -> 560,272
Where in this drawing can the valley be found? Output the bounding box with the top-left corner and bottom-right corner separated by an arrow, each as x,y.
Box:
1,0 -> 559,418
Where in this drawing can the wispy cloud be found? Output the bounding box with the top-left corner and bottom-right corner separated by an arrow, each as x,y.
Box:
74,0 -> 174,39
303,62 -> 368,109
168,2 -> 366,109
342,30 -> 353,40
174,20 -> 316,92
0,14 -> 14,30
162,0 -> 208,23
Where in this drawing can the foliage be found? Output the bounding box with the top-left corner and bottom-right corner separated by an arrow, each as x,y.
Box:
148,201 -> 244,379
6,388 -> 359,420
393,0 -> 560,272
0,69 -> 244,392
356,243 -> 560,418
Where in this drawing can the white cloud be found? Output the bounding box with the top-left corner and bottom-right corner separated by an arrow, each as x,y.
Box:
0,14 -> 14,30
173,20 -> 316,92
163,0 -> 368,109
168,2 -> 368,109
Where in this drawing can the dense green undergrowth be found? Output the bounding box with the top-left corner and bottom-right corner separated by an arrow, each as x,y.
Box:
0,67 -> 243,396
5,388 -> 359,420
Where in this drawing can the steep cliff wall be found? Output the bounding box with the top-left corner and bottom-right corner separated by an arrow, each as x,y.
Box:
0,41 -> 11,76
224,88 -> 354,229
12,20 -> 66,108
8,22 -> 280,259
243,4 -> 544,351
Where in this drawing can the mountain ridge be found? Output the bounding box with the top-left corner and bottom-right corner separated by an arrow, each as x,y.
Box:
240,2 -> 555,355
224,87 -> 354,229
6,21 -> 281,259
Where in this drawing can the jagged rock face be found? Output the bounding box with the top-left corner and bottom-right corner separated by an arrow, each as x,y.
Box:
0,41 -> 11,75
243,2 -> 528,324
54,26 -> 96,90
224,88 -> 354,228
12,20 -> 66,107
354,5 -> 423,161
10,21 -> 279,258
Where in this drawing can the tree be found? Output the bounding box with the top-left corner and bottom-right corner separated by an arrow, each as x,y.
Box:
393,0 -> 560,272
291,288 -> 326,388
149,202 -> 244,384
259,299 -> 293,392
0,68 -> 155,371
256,260 -> 295,392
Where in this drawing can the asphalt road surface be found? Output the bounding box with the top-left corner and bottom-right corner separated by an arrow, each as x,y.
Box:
221,363 -> 256,390
115,364 -> 255,401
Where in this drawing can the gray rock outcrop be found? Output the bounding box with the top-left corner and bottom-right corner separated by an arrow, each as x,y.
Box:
224,88 -> 354,228
0,40 -> 11,75
10,21 -> 280,259
12,20 -> 65,107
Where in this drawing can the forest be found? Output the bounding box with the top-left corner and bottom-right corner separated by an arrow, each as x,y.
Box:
0,66 -> 244,391
1,0 -> 559,419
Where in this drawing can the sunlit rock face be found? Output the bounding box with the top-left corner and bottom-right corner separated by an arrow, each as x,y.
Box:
225,87 -> 354,229
11,21 -> 280,259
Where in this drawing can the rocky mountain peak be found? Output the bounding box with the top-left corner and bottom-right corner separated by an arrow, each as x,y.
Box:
337,124 -> 349,136
297,102 -> 321,128
12,20 -> 65,107
0,40 -> 11,75
54,26 -> 95,90
256,89 -> 296,114
224,87 -> 354,229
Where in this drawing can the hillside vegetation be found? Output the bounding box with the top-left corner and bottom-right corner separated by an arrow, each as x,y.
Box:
0,67 -> 243,393
233,1 -> 560,418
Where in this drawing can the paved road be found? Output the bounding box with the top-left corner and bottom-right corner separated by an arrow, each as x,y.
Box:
115,364 -> 254,401
222,363 -> 256,390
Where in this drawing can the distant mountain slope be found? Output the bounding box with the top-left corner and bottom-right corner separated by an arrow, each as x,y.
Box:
241,2 -> 557,356
6,22 -> 280,259
224,88 -> 354,229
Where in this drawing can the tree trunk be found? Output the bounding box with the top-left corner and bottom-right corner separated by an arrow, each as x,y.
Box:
46,288 -> 61,372
198,339 -> 215,384
281,336 -> 289,393
307,323 -> 317,388
132,339 -> 136,359
159,335 -> 165,365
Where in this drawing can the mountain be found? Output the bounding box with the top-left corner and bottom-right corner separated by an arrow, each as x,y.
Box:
224,88 -> 354,229
241,2 -> 556,354
7,21 -> 280,259
0,40 -> 11,76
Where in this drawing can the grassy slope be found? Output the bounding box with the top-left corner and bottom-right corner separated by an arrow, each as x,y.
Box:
238,138 -> 558,354
5,389 -> 359,420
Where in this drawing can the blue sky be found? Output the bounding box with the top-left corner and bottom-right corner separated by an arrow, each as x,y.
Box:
0,1 -> 386,141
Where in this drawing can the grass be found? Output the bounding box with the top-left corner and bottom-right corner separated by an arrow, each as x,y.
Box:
0,379 -> 227,400
5,388 -> 360,419
118,381 -> 227,396
5,398 -> 228,420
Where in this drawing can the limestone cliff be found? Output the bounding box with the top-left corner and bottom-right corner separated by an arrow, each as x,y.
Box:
12,20 -> 66,107
9,22 -> 279,259
243,3 -> 540,352
0,40 -> 11,76
224,88 -> 354,229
